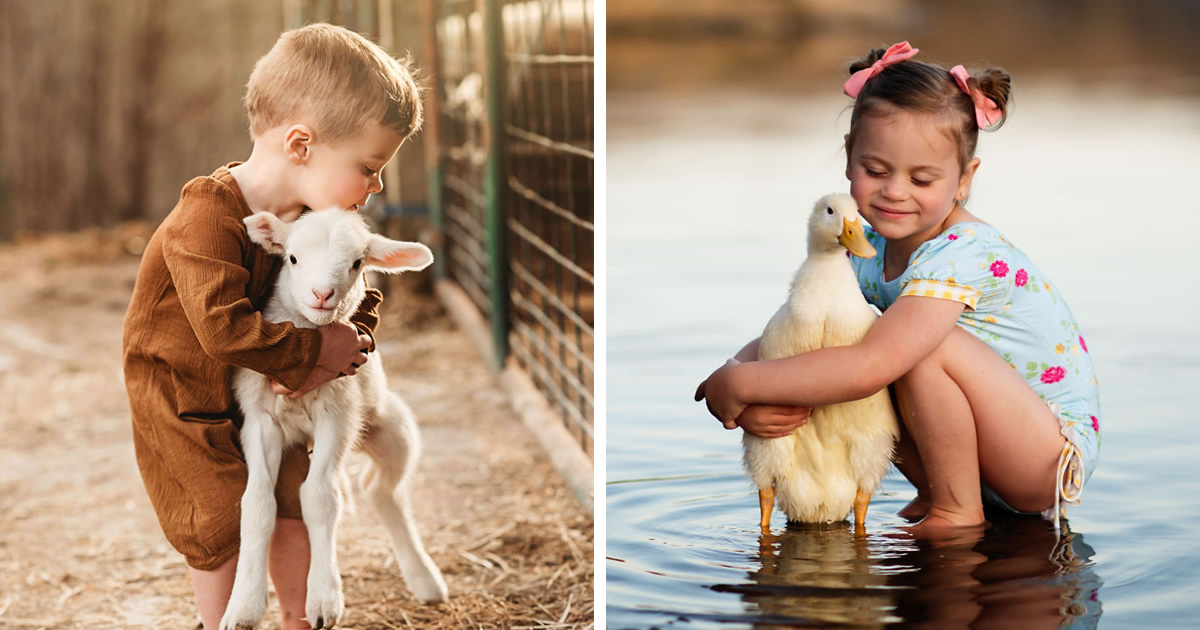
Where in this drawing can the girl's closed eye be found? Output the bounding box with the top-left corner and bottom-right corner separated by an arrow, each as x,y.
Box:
865,167 -> 886,178
911,177 -> 934,187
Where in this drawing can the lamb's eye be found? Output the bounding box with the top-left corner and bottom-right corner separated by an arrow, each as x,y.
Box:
352,259 -> 362,271
289,255 -> 297,264
826,207 -> 834,215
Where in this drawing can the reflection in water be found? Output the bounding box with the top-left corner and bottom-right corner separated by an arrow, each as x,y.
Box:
714,516 -> 1101,628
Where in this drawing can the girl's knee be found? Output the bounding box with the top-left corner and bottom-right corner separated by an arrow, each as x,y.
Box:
897,326 -> 993,386
895,334 -> 954,387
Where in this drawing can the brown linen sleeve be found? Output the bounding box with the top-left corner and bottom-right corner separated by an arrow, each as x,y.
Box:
349,284 -> 383,353
161,179 -> 319,391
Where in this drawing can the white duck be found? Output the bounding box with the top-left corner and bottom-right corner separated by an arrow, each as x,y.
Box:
744,193 -> 899,531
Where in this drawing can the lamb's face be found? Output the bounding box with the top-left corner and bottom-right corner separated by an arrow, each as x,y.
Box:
244,209 -> 435,327
283,214 -> 372,326
808,193 -> 876,258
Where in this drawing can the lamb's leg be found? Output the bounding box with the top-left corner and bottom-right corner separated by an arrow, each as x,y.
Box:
358,394 -> 448,603
758,485 -> 775,530
220,415 -> 285,630
301,404 -> 354,629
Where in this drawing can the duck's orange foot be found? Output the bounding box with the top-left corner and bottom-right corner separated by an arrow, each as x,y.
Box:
853,488 -> 871,536
758,486 -> 775,530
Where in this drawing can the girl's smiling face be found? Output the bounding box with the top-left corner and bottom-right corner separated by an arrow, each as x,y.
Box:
847,110 -> 979,254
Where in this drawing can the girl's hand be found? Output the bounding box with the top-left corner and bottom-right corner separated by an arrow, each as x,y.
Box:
734,405 -> 812,438
695,359 -> 750,426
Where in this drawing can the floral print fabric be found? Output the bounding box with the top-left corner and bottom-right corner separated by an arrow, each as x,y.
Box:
851,222 -> 1101,485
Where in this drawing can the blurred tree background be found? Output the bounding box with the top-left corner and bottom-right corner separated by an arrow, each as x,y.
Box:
0,1 -> 291,240
0,0 -> 435,242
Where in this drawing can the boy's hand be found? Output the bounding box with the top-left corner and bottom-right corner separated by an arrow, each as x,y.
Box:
316,322 -> 371,376
270,323 -> 370,399
270,366 -> 342,399
694,359 -> 750,426
733,405 -> 812,438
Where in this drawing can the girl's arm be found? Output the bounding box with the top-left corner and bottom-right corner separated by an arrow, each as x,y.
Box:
733,337 -> 761,362
697,296 -> 966,424
694,337 -> 813,438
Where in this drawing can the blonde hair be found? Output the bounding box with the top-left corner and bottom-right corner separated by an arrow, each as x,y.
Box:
244,23 -> 422,144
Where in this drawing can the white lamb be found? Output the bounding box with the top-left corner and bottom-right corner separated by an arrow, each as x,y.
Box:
220,208 -> 448,630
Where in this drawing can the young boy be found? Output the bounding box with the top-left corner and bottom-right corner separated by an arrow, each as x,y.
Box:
122,23 -> 422,629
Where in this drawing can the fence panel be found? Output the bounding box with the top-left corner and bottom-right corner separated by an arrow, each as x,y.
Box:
501,0 -> 594,458
427,0 -> 594,462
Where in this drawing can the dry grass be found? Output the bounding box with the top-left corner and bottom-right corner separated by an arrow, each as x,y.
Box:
0,225 -> 593,629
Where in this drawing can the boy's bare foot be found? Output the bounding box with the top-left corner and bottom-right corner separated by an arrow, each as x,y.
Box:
898,496 -> 930,522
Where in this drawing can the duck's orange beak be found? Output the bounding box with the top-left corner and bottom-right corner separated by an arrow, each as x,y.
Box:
839,217 -> 876,258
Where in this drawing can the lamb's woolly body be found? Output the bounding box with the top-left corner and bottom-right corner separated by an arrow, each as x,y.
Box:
742,194 -> 899,525
222,209 -> 444,630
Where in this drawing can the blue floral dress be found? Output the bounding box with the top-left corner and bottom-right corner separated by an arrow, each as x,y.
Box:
850,222 -> 1101,520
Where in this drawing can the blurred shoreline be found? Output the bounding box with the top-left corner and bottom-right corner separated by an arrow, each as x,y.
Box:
608,0 -> 1200,95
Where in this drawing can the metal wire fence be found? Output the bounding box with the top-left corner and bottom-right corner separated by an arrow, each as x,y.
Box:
430,0 -> 594,459
278,0 -> 594,474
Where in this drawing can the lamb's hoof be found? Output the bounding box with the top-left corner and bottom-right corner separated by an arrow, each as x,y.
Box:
409,569 -> 449,603
218,613 -> 262,630
219,594 -> 266,630
305,591 -> 344,630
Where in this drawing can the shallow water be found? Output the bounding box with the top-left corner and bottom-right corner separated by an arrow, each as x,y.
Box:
606,80 -> 1200,627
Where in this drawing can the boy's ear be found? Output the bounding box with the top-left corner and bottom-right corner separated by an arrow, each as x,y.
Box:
283,124 -> 314,164
364,234 -> 433,273
244,212 -> 290,255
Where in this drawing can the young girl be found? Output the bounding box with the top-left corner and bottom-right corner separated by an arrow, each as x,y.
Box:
695,42 -> 1100,534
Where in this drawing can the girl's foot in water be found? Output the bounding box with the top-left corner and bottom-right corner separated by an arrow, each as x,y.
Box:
902,507 -> 987,544
898,495 -> 930,522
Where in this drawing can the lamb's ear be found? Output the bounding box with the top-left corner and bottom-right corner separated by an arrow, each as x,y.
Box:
364,234 -> 434,273
243,212 -> 289,255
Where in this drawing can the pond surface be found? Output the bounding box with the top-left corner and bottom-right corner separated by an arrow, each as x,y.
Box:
606,74 -> 1200,628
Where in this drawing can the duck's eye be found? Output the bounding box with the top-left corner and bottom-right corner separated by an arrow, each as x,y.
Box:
289,255 -> 297,264
352,259 -> 362,271
826,207 -> 834,215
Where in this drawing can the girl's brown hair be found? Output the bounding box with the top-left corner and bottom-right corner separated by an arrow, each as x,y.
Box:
845,47 -> 1011,172
244,23 -> 422,144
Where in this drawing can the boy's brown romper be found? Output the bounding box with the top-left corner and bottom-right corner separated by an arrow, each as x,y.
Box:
122,163 -> 382,570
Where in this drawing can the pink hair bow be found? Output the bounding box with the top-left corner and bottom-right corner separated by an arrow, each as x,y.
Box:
950,65 -> 1002,129
842,41 -> 919,98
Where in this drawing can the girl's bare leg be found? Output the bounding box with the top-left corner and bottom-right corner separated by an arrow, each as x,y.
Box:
892,422 -> 931,521
894,326 -> 1065,532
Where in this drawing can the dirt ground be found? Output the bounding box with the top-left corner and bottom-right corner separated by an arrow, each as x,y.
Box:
0,225 -> 593,629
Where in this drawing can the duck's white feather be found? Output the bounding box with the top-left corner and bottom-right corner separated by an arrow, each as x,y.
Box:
743,194 -> 899,524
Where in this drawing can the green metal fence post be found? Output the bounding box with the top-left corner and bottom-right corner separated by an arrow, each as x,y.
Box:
421,0 -> 446,282
484,0 -> 508,367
